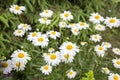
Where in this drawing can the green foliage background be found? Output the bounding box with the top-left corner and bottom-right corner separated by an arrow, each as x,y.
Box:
0,0 -> 120,80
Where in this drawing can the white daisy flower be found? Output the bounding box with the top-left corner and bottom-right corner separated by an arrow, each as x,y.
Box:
67,69 -> 77,79
94,45 -> 107,57
76,22 -> 89,30
102,42 -> 112,49
81,42 -> 87,46
18,23 -> 31,31
39,9 -> 53,18
90,34 -> 102,42
112,48 -> 120,55
27,32 -> 41,41
60,52 -> 74,63
11,50 -> 31,64
112,58 -> 120,68
59,21 -> 67,28
32,34 -> 49,47
94,24 -> 105,31
9,4 -> 25,14
71,28 -> 79,36
60,11 -> 73,21
13,29 -> 25,37
43,52 -> 61,66
59,41 -> 79,56
104,17 -> 120,28
47,31 -> 60,39
89,13 -> 104,24
40,65 -> 52,75
67,23 -> 76,28
101,67 -> 110,74
108,73 -> 120,80
48,48 -> 55,53
11,60 -> 26,71
38,17 -> 51,25
2,60 -> 12,74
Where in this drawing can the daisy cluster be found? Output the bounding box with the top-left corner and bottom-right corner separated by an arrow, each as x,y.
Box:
1,50 -> 31,74
41,41 -> 79,78
89,13 -> 120,79
3,4 -> 120,80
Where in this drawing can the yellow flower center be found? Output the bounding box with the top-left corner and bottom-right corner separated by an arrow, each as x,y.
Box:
98,46 -> 103,50
2,62 -> 8,68
69,71 -> 74,75
43,65 -> 49,70
66,45 -> 73,50
95,15 -> 100,19
45,10 -> 49,13
50,54 -> 56,60
64,54 -> 69,59
94,36 -> 98,39
17,30 -> 22,33
110,18 -> 116,23
51,31 -> 56,35
64,13 -> 69,17
23,24 -> 27,29
43,18 -> 47,21
74,29 -> 78,32
38,37 -> 44,42
116,61 -> 120,65
18,53 -> 25,58
16,62 -> 21,67
32,32 -> 37,37
115,49 -> 119,52
113,75 -> 119,80
98,26 -> 102,28
80,22 -> 85,26
15,6 -> 20,10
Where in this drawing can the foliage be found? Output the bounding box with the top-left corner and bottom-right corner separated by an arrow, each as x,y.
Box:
0,0 -> 120,80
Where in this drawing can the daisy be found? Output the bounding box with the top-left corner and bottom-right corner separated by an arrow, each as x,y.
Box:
39,9 -> 53,18
81,41 -> 87,46
27,32 -> 41,41
101,67 -> 110,74
43,51 -> 61,66
112,58 -> 120,68
48,48 -> 55,53
40,65 -> 52,75
108,73 -> 120,80
89,13 -> 104,24
104,17 -> 120,28
112,48 -> 120,55
11,60 -> 26,71
60,52 -> 74,63
90,34 -> 102,42
67,23 -> 76,28
59,41 -> 79,56
102,42 -> 111,49
94,45 -> 107,57
9,4 -> 25,14
13,29 -> 25,37
94,24 -> 105,31
59,21 -> 67,28
71,28 -> 79,35
18,23 -> 31,31
60,11 -> 73,21
38,17 -> 51,25
32,34 -> 49,47
67,69 -> 77,79
11,50 -> 31,64
2,60 -> 12,74
76,22 -> 89,30
47,31 -> 60,39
